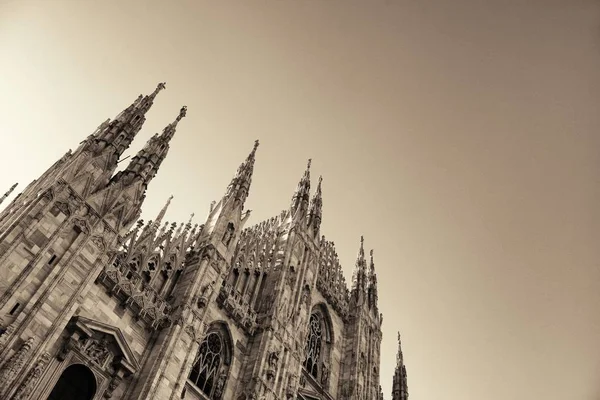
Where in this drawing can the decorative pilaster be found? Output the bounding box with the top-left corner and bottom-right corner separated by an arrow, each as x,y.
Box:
0,337 -> 34,395
10,352 -> 50,400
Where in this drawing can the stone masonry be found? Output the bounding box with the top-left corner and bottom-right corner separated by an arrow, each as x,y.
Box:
0,83 -> 409,400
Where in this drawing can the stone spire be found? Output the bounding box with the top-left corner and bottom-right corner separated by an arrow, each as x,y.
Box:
392,332 -> 409,400
111,106 -> 187,188
150,195 -> 174,231
91,82 -> 167,159
290,159 -> 312,218
223,140 -> 260,209
308,175 -> 323,234
368,248 -> 379,310
0,183 -> 17,206
351,235 -> 368,295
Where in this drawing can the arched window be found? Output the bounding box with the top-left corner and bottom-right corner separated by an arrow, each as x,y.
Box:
188,324 -> 232,399
303,306 -> 333,388
304,313 -> 322,377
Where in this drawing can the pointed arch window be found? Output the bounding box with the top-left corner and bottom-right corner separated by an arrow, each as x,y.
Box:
303,306 -> 333,389
188,325 -> 232,400
304,314 -> 322,378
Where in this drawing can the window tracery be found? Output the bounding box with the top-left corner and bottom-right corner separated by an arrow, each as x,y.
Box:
304,314 -> 323,378
188,326 -> 231,399
302,306 -> 334,390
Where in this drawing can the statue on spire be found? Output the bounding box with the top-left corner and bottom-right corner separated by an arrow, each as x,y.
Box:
177,105 -> 187,121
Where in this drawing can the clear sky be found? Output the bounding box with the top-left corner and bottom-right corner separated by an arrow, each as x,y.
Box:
1,1 -> 599,399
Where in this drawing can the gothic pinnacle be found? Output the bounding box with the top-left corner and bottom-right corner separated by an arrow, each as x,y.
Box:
224,140 -> 260,207
291,158 -> 312,215
150,195 -> 173,231
0,183 -> 18,206
160,105 -> 187,141
396,331 -> 404,366
150,82 -> 166,100
358,235 -> 365,261
308,175 -> 323,231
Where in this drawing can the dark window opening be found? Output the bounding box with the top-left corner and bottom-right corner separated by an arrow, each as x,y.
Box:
47,363 -> 96,400
48,254 -> 57,265
9,303 -> 20,315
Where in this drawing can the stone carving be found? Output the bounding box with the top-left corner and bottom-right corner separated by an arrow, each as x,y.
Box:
73,218 -> 90,235
184,325 -> 196,340
201,244 -> 216,261
321,362 -> 330,386
11,352 -> 51,400
103,375 -> 123,399
222,222 -> 235,246
213,371 -> 227,399
197,281 -> 215,309
0,323 -> 15,354
54,201 -> 71,216
0,337 -> 34,395
286,374 -> 298,399
299,373 -> 306,387
316,239 -> 350,320
84,338 -> 111,366
90,235 -> 107,252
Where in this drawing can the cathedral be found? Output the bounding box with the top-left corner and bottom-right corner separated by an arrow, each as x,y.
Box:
0,83 -> 409,400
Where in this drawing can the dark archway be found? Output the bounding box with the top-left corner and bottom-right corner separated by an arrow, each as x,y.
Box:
47,363 -> 97,400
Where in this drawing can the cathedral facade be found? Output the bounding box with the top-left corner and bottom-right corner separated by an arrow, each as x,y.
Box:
0,83 -> 409,400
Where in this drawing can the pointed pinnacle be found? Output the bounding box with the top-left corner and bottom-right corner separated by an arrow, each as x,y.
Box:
396,331 -> 404,365
177,105 -> 187,121
153,82 -> 166,96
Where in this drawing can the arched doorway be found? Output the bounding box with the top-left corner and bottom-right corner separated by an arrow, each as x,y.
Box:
47,363 -> 97,400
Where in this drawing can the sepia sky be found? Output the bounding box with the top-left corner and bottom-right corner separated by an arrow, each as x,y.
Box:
1,0 -> 599,399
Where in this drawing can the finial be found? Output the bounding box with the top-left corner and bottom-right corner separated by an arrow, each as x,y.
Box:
318,175 -> 322,186
188,213 -> 195,224
177,106 -> 187,121
249,140 -> 259,159
370,249 -> 374,259
156,82 -> 166,93
360,235 -> 364,246
307,158 -> 312,169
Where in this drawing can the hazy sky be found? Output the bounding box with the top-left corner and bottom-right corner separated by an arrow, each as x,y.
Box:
1,0 -> 599,399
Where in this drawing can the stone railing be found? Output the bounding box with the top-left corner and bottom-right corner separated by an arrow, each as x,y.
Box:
96,262 -> 172,330
216,283 -> 257,335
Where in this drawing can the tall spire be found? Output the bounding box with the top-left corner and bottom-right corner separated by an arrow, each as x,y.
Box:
111,105 -> 186,188
351,235 -> 368,294
0,183 -> 17,206
223,140 -> 260,209
308,175 -> 323,234
91,82 -> 167,158
368,248 -> 379,310
290,159 -> 312,217
392,332 -> 409,400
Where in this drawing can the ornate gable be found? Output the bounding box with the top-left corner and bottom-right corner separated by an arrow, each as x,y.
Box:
59,316 -> 140,375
